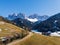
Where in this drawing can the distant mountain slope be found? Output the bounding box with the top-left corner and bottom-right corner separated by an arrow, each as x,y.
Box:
7,13 -> 49,30
12,18 -> 33,30
33,13 -> 60,32
7,13 -> 49,22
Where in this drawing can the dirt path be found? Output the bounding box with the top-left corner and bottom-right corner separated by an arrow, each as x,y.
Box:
7,32 -> 33,45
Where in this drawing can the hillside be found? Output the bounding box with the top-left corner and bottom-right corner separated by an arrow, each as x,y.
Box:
7,33 -> 60,45
33,13 -> 60,32
7,32 -> 33,45
0,18 -> 28,45
12,18 -> 33,30
0,16 -> 12,23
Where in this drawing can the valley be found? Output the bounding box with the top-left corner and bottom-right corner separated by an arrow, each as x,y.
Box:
0,13 -> 60,45
7,32 -> 60,45
0,0 -> 60,45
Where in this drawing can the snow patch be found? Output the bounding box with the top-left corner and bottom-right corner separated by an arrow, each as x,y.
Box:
26,18 -> 38,23
50,31 -> 60,36
31,30 -> 42,34
54,20 -> 58,23
1,37 -> 7,41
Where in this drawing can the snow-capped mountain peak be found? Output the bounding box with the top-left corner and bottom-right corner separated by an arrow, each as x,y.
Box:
7,13 -> 25,20
28,14 -> 49,21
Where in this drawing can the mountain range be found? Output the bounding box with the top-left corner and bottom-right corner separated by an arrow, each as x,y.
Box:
5,13 -> 60,33
0,0 -> 60,44
32,13 -> 60,32
28,14 -> 49,21
0,13 -> 60,45
6,13 -> 49,30
7,13 -> 49,22
7,13 -> 25,20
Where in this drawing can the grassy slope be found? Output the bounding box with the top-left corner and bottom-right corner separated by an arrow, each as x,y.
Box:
12,33 -> 60,45
7,32 -> 32,45
0,21 -> 27,37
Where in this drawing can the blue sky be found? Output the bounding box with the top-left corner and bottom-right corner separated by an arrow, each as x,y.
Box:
0,0 -> 60,17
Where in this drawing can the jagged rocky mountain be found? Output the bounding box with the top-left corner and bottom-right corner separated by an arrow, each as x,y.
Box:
6,13 -> 33,30
7,13 -> 49,22
28,14 -> 49,21
32,13 -> 60,32
6,13 -> 49,30
7,13 -> 25,20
